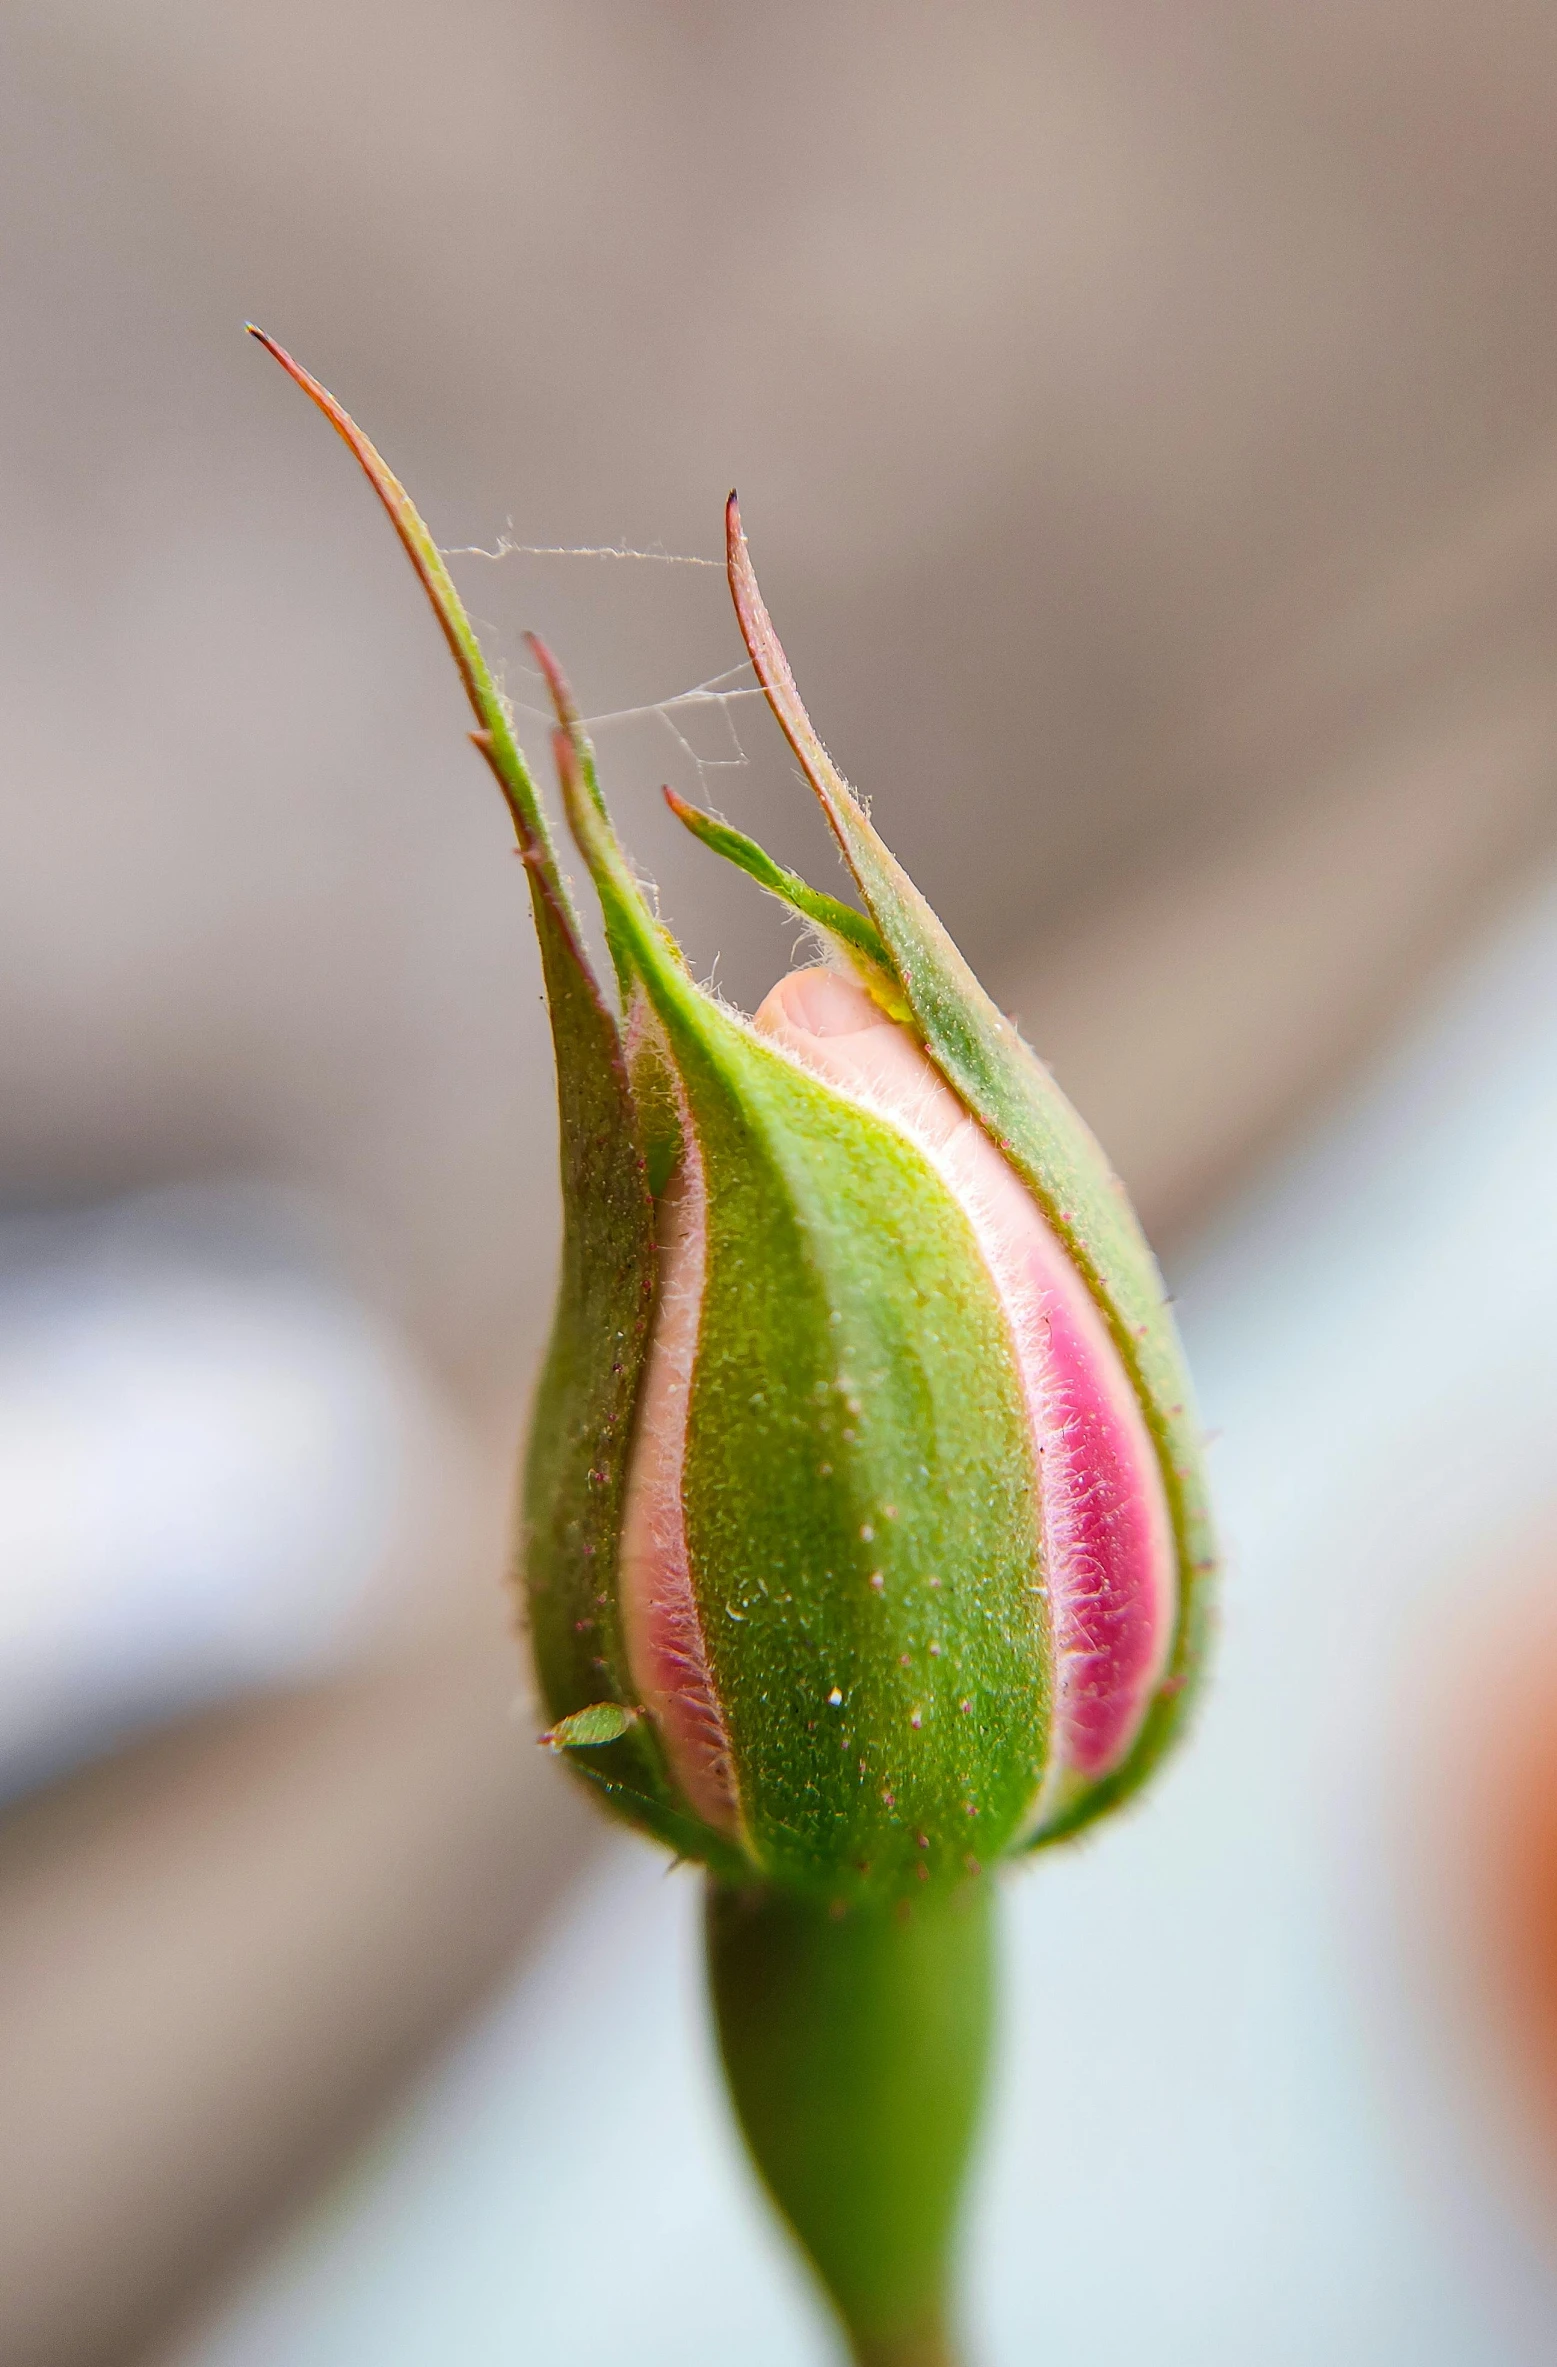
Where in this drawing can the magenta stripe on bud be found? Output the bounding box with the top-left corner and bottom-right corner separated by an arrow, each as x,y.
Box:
618,1072 -> 742,1838
753,969 -> 1175,1814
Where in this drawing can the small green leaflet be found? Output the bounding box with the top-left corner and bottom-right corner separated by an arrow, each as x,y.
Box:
542,1702 -> 640,1751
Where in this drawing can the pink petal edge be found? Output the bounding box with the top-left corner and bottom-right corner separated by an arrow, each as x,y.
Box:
752,968 -> 1176,1818
617,1041 -> 743,1838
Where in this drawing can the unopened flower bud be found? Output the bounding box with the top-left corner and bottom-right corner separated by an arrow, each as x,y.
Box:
515,506 -> 1214,1901
247,331 -> 1213,1895
253,329 -> 1218,2364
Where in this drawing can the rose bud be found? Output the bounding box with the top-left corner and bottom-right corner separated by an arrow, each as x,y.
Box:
252,328 -> 1217,2367
520,531 -> 1214,1890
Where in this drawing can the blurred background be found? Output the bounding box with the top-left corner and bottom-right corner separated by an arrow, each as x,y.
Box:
3,5 -> 1557,2361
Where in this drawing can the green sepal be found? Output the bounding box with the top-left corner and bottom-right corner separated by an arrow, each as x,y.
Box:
553,735 -> 1049,1900
725,496 -> 1217,1843
708,1875 -> 993,2366
510,807 -> 696,1854
252,331 -> 711,1859
525,632 -> 681,1007
247,330 -> 570,894
662,788 -> 911,1021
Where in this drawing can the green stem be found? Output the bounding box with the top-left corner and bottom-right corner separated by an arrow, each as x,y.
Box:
853,2327 -> 961,2367
705,1877 -> 994,2366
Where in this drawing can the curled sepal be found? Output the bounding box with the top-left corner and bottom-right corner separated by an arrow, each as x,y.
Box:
724,497 -> 1217,1840
246,329 -> 563,880
662,788 -> 911,1021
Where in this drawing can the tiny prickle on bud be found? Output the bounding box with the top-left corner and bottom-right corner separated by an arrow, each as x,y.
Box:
252,328 -> 1217,2367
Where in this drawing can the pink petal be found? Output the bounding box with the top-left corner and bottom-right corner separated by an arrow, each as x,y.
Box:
618,1071 -> 742,1838
753,968 -> 1175,1810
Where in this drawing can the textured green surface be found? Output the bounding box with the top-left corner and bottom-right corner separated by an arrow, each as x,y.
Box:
708,1876 -> 993,2365
511,899 -> 696,1854
725,497 -> 1218,1842
559,748 -> 1048,1894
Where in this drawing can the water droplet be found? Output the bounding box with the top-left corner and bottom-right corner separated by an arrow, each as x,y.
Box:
827,1686 -> 843,1707
869,1571 -> 885,1595
910,1709 -> 923,1730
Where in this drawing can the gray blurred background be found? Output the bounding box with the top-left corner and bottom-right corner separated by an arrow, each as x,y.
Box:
3,6 -> 1557,2363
